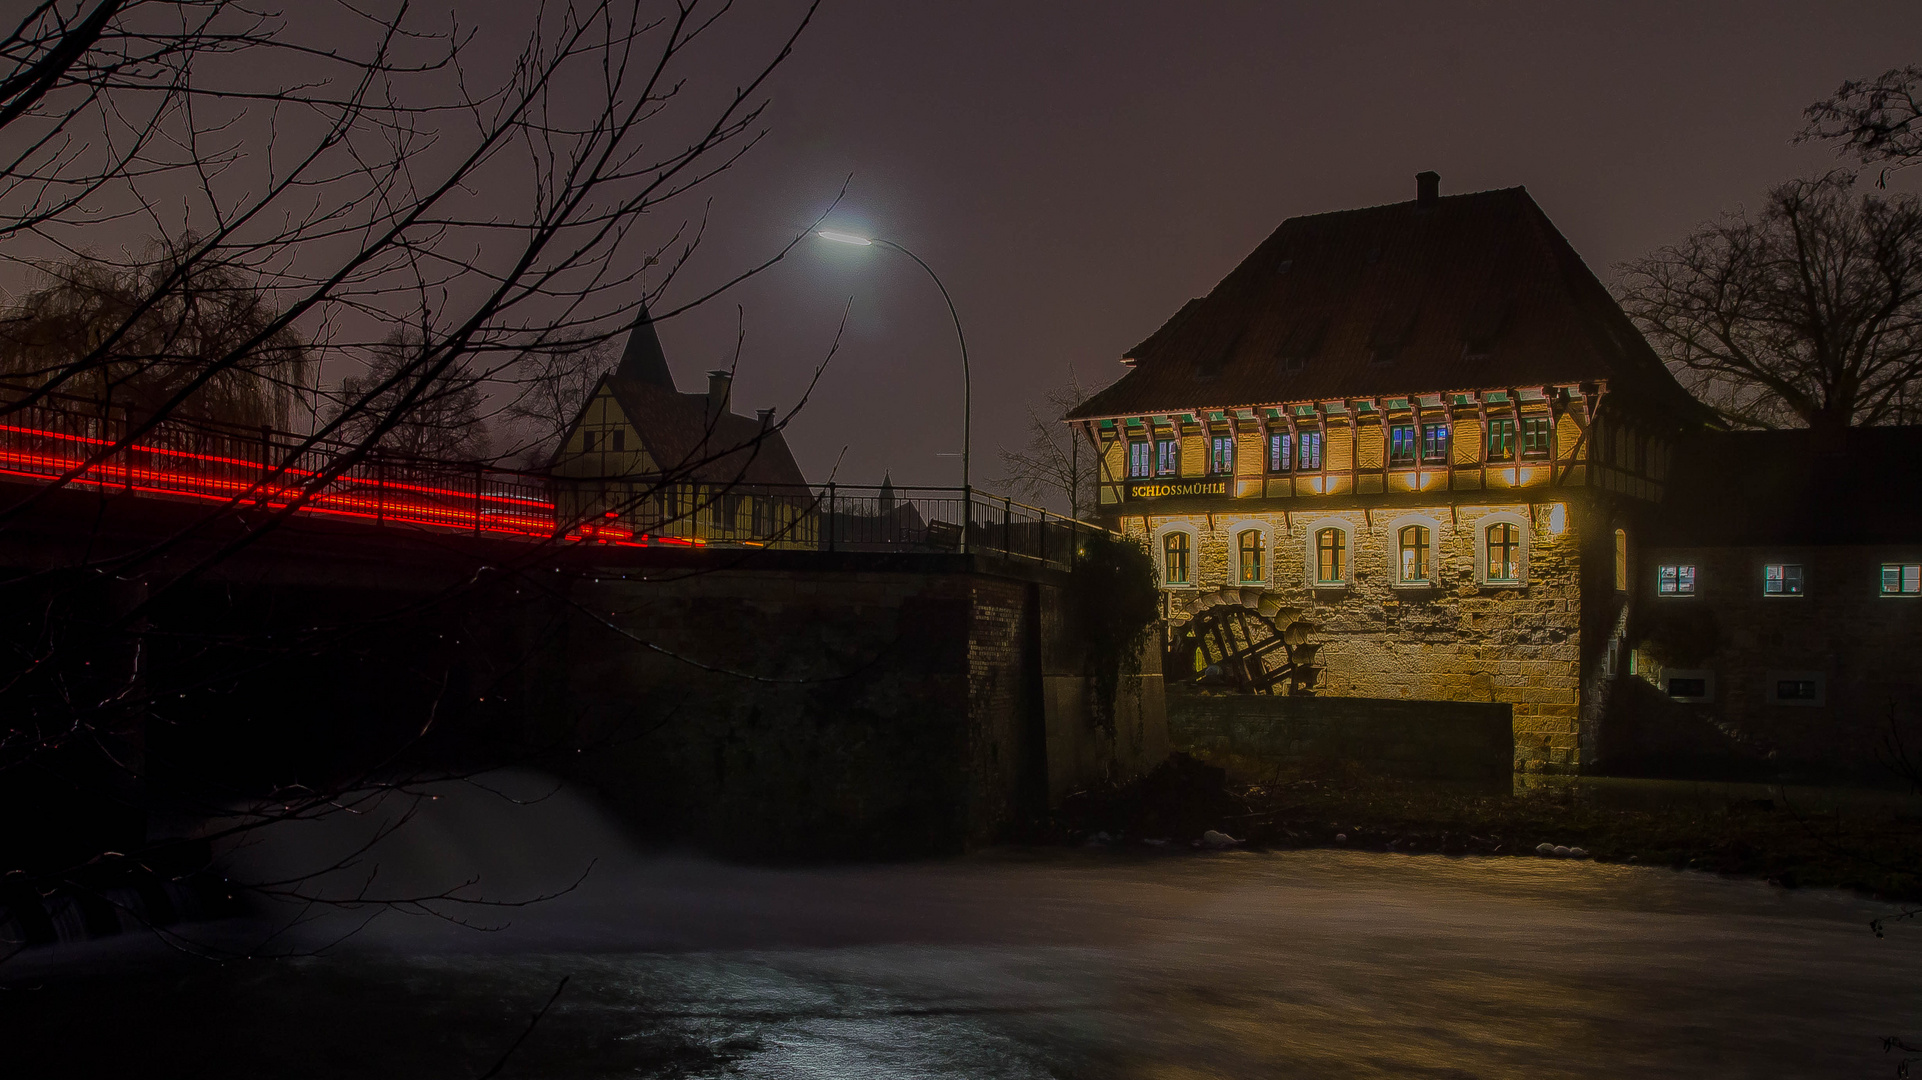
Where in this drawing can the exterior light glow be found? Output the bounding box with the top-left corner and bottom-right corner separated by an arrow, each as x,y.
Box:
1548,503 -> 1567,536
817,230 -> 873,246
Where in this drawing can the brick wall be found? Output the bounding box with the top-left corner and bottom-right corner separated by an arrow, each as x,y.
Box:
1167,685 -> 1513,788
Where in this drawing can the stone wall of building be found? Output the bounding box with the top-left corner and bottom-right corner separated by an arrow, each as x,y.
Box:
1166,686 -> 1513,788
1613,542 -> 1922,780
1128,501 -> 1588,772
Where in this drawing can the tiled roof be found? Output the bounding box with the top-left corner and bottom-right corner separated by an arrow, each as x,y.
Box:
1651,426 -> 1922,546
601,375 -> 808,486
1068,186 -> 1707,422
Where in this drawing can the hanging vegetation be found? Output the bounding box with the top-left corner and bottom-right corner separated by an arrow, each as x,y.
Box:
1071,531 -> 1162,733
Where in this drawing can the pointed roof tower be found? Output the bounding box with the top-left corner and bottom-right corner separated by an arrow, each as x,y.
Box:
615,305 -> 675,388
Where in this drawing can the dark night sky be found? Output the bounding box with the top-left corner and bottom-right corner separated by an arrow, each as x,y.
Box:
553,3 -> 1921,490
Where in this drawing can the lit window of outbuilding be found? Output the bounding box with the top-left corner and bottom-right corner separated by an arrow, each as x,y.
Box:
1764,563 -> 1804,596
1883,563 -> 1921,596
1162,531 -> 1191,586
1657,564 -> 1695,595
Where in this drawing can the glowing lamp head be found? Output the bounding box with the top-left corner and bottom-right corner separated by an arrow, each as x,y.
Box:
817,230 -> 873,246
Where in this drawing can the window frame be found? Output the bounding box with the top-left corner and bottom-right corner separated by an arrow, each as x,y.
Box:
1155,438 -> 1180,477
1519,415 -> 1553,459
1397,523 -> 1432,584
1155,523 -> 1198,588
1298,429 -> 1324,471
1208,434 -> 1235,476
1303,518 -> 1351,587
1663,668 -> 1715,703
1767,669 -> 1826,707
1233,524 -> 1268,585
1473,511 -> 1529,586
1266,431 -> 1292,473
1656,563 -> 1696,596
1387,423 -> 1418,466
1882,563 -> 1921,597
1421,423 -> 1450,464
1763,562 -> 1805,597
1127,440 -> 1152,479
1485,417 -> 1516,462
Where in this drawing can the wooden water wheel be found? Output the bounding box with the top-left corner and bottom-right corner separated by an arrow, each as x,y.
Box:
1178,605 -> 1321,695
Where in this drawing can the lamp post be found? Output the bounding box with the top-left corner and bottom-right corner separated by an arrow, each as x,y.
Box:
817,229 -> 971,551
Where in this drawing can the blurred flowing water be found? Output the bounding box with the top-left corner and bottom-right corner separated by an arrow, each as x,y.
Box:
7,773 -> 1919,1078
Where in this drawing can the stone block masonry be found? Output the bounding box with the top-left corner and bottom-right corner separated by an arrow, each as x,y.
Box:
1166,686 -> 1514,789
1131,501 -> 1592,773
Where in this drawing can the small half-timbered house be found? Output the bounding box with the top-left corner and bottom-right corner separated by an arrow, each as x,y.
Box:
549,315 -> 811,546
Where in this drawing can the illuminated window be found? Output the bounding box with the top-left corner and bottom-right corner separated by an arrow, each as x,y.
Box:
1421,424 -> 1449,463
1520,416 -> 1552,458
1486,522 -> 1520,582
1162,531 -> 1190,585
1315,527 -> 1346,584
1388,424 -> 1418,465
1882,563 -> 1921,596
1156,439 -> 1180,476
1127,441 -> 1152,479
1398,525 -> 1431,583
1614,529 -> 1628,591
1486,417 -> 1516,461
1657,564 -> 1696,595
1237,529 -> 1265,583
1764,563 -> 1804,596
1298,430 -> 1323,470
1267,432 -> 1292,472
1210,435 -> 1235,475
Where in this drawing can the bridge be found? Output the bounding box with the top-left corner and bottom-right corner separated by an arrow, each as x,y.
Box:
0,387 -> 1097,572
0,389 -> 1160,866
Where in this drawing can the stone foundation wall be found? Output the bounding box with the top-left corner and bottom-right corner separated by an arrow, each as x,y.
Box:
1166,685 -> 1513,788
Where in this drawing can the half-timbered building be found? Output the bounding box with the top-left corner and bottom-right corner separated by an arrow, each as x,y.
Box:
1067,173 -> 1711,773
549,314 -> 813,546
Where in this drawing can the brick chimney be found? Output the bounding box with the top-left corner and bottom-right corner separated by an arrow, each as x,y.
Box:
705,369 -> 732,423
1416,170 -> 1440,208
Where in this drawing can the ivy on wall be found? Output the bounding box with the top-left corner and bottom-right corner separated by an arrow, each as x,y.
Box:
1071,532 -> 1162,733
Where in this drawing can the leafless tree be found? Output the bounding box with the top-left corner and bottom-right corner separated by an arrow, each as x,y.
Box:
0,0 -> 834,958
0,240 -> 309,427
995,373 -> 1097,518
1617,173 -> 1922,432
501,336 -> 614,467
329,329 -> 487,460
1803,65 -> 1922,185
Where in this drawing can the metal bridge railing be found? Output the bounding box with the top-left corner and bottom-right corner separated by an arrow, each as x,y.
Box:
0,388 -> 1110,571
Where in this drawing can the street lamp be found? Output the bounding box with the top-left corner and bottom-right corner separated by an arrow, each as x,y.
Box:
817,229 -> 972,544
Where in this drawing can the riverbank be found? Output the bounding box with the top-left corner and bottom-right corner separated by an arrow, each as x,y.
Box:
1046,755 -> 1922,901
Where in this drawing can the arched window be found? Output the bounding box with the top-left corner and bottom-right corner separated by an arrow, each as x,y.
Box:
1163,530 -> 1191,586
1398,524 -> 1431,583
1486,522 -> 1520,583
1315,527 -> 1346,584
1614,528 -> 1629,591
1236,528 -> 1265,584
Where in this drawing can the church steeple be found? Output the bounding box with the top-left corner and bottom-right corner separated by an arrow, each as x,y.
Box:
614,305 -> 675,388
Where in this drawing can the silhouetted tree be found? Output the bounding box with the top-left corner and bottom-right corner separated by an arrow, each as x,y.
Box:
995,374 -> 1097,518
1804,65 -> 1922,184
330,331 -> 487,460
1617,173 -> 1922,432
0,241 -> 308,427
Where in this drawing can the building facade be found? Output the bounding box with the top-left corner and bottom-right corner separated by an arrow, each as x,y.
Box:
1067,174 -> 1710,773
549,313 -> 814,546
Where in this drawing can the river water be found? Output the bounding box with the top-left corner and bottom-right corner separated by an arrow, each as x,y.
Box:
7,776 -> 1920,1078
